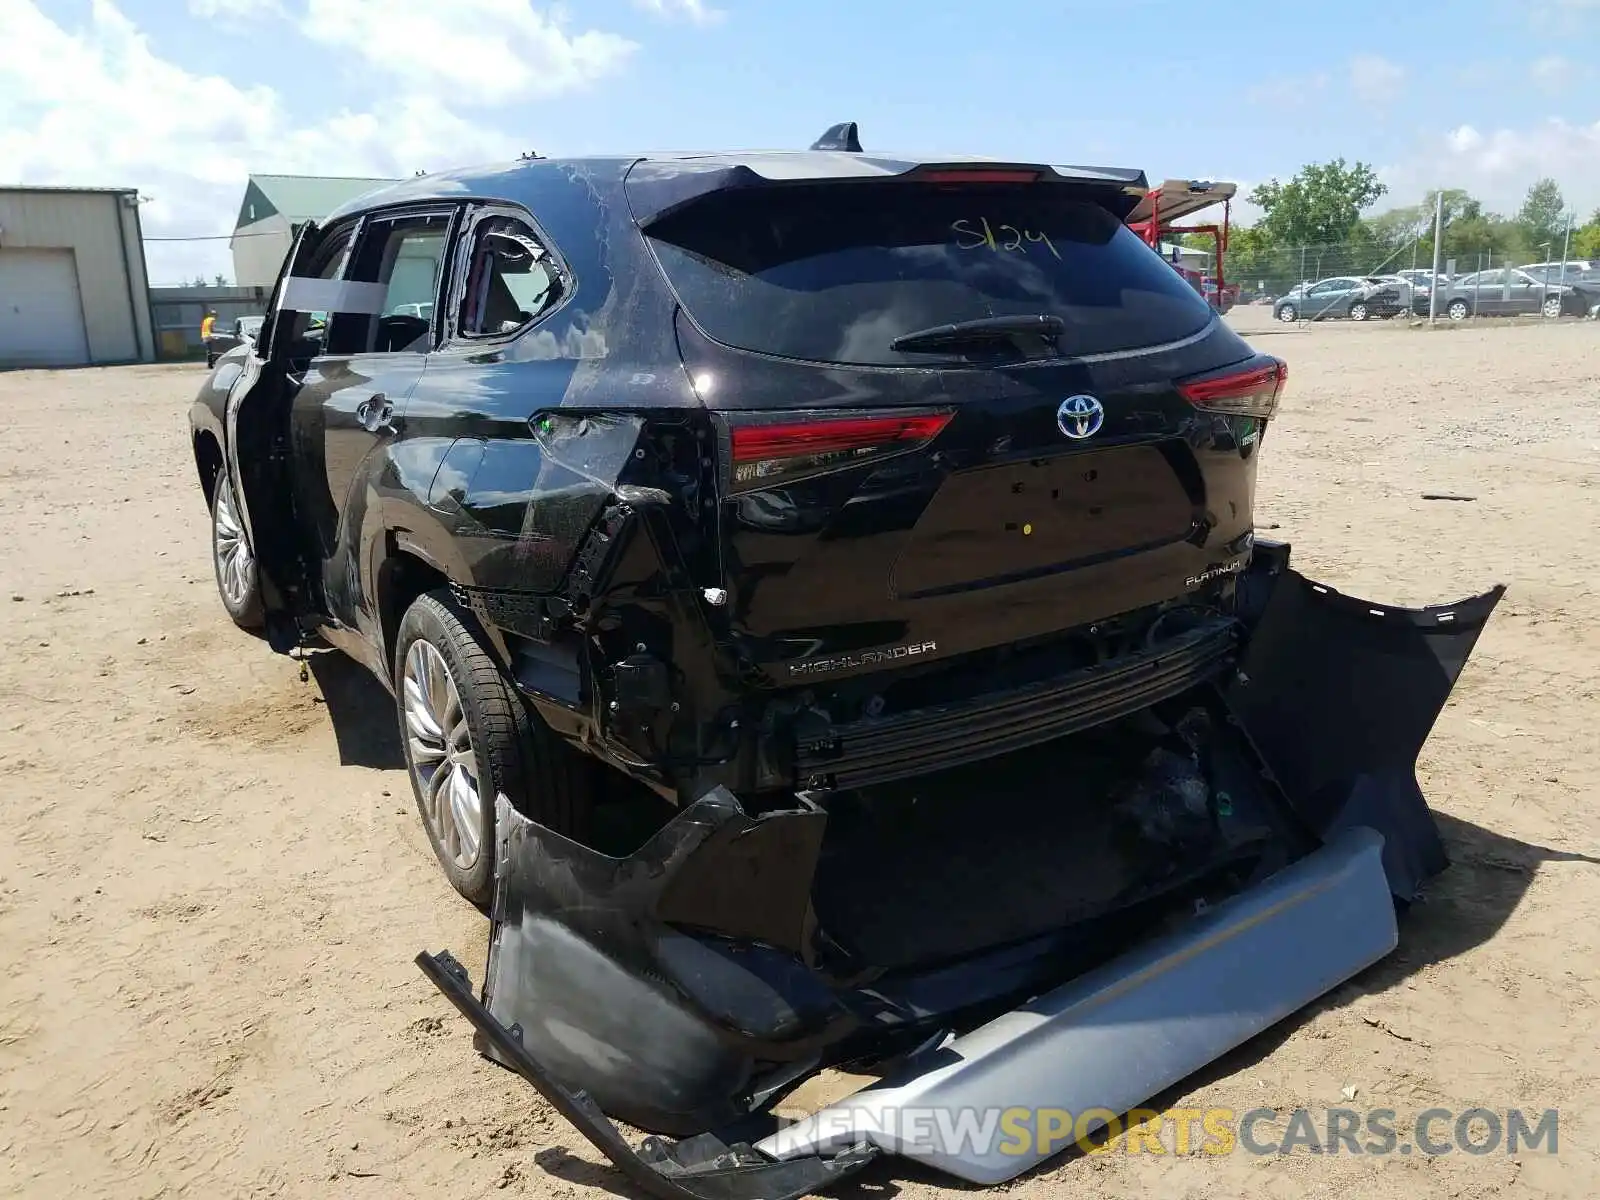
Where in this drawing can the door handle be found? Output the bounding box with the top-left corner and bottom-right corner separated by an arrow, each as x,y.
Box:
356,393 -> 397,434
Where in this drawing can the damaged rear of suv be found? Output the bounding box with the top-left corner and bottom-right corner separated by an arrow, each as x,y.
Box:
187,123 -> 1502,1196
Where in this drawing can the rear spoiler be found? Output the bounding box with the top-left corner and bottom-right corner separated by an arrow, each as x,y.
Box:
626,128 -> 1150,228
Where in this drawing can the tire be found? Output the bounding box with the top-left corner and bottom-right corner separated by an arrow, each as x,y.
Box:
394,589 -> 596,906
1541,296 -> 1563,319
1276,304 -> 1297,323
1348,301 -> 1369,322
210,468 -> 264,630
1447,299 -> 1470,322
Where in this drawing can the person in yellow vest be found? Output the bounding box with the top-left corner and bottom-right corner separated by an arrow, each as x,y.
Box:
200,310 -> 220,368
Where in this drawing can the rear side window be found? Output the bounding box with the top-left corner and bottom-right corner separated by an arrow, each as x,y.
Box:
641,183 -> 1215,365
458,216 -> 564,338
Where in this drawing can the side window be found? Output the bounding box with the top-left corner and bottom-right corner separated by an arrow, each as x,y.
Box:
1307,280 -> 1340,296
458,215 -> 564,338
331,210 -> 455,355
1474,270 -> 1506,287
281,224 -> 356,354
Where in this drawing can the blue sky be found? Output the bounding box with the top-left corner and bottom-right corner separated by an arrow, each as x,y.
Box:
4,0 -> 1598,283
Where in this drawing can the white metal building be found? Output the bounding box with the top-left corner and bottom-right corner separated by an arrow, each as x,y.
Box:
230,174 -> 397,288
0,186 -> 156,368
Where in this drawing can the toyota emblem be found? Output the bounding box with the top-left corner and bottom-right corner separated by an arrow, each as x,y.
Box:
1056,394 -> 1105,440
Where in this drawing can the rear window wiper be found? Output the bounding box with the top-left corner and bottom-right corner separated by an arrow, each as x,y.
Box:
889,314 -> 1064,353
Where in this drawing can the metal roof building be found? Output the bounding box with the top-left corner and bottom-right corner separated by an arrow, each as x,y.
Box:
0,185 -> 156,368
230,174 -> 398,288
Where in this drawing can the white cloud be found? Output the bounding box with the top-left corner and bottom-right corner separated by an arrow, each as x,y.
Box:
0,0 -> 526,283
1244,71 -> 1329,108
187,0 -> 284,19
633,0 -> 725,24
1529,54 -> 1580,93
1347,54 -> 1405,105
1379,119 -> 1600,217
298,0 -> 638,105
1526,0 -> 1600,34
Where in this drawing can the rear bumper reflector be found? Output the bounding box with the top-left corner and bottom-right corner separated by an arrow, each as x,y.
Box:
756,825 -> 1398,1183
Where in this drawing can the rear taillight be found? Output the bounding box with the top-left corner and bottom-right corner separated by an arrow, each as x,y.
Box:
1177,358 -> 1286,420
726,411 -> 953,491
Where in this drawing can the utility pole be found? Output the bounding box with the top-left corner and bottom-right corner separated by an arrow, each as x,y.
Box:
1428,190 -> 1445,325
1560,210 -> 1574,281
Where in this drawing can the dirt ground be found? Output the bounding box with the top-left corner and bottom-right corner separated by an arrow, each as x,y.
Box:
2,312 -> 1598,1200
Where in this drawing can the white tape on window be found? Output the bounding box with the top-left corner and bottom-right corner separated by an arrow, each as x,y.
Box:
280,277 -> 391,315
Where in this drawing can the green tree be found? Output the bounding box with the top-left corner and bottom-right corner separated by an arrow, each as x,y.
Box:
1572,209 -> 1600,260
1362,189 -> 1485,272
1516,178 -> 1567,255
1249,160 -> 1389,247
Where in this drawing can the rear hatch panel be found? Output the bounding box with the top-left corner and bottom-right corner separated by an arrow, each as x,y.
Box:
640,173 -> 1271,685
677,314 -> 1264,684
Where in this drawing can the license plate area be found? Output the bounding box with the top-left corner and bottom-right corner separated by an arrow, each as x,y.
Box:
890,445 -> 1196,599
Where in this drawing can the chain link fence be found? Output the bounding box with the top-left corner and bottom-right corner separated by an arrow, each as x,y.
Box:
1225,242 -> 1598,326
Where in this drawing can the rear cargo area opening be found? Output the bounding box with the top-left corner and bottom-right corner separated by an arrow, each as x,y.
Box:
807,689 -> 1299,973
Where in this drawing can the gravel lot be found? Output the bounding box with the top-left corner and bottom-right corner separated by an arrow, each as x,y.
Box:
3,314 -> 1598,1199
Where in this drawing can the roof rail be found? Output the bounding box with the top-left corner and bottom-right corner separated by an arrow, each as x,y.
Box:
810,122 -> 863,152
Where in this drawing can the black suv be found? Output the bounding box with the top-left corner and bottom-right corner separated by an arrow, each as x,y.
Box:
190,134 -> 1288,904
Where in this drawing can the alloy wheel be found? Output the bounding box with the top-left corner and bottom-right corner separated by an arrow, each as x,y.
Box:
402,640 -> 484,870
1349,302 -> 1368,321
1541,297 -> 1563,319
212,475 -> 255,610
1278,305 -> 1296,323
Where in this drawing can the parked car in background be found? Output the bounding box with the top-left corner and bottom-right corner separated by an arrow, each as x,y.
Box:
1430,268 -> 1585,320
1272,276 -> 1403,322
1363,274 -> 1416,314
1518,260 -> 1594,285
203,314 -> 266,368
1558,266 -> 1600,317
1396,268 -> 1445,289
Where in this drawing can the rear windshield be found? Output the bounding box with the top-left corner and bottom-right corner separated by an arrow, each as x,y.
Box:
641,183 -> 1216,365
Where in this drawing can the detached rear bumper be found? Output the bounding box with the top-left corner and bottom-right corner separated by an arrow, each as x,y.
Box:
415,544 -> 1504,1194
419,825 -> 1396,1195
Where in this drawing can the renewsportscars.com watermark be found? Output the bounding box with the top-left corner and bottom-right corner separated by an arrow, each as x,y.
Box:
787,1105 -> 1560,1158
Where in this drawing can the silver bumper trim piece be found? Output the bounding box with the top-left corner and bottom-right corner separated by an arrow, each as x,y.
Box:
756,826 -> 1398,1183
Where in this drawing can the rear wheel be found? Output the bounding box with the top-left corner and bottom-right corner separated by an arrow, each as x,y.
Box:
394,590 -> 596,906
1348,301 -> 1369,321
1276,303 -> 1297,323
210,468 -> 264,630
1447,299 -> 1470,322
1541,296 -> 1563,319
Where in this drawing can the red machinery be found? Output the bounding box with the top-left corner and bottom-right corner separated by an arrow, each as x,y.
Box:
1126,179 -> 1239,313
